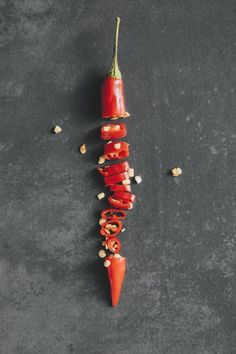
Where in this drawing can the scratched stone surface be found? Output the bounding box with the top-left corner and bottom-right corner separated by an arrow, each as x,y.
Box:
0,1 -> 236,353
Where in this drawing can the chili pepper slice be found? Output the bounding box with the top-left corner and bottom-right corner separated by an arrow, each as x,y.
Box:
100,219 -> 122,237
101,209 -> 126,220
101,123 -> 127,140
108,195 -> 133,210
104,171 -> 129,186
101,18 -> 129,119
112,191 -> 136,203
105,254 -> 126,307
104,141 -> 129,160
106,237 -> 121,253
98,161 -> 129,177
109,184 -> 131,192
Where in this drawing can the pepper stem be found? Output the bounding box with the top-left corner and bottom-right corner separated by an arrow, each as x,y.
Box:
108,17 -> 122,78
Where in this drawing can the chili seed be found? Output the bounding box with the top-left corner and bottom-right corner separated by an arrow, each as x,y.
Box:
171,167 -> 182,177
121,228 -> 126,232
114,254 -> 122,258
80,143 -> 86,154
97,192 -> 105,200
128,168 -> 134,177
98,155 -> 105,164
122,179 -> 131,185
98,250 -> 106,258
135,176 -> 142,184
53,125 -> 62,134
99,218 -> 106,226
114,143 -> 121,149
104,260 -> 111,267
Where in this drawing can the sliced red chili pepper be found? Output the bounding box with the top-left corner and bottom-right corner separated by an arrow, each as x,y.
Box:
101,123 -> 127,140
101,209 -> 126,220
98,161 -> 129,177
104,171 -> 129,186
105,254 -> 126,307
112,191 -> 136,203
108,195 -> 133,210
106,237 -> 121,253
104,141 -> 129,160
109,184 -> 131,192
100,219 -> 122,237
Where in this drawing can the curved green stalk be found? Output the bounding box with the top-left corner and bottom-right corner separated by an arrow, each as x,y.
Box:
108,17 -> 122,78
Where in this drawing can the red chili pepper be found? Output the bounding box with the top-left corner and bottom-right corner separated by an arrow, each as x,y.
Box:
105,254 -> 126,307
98,161 -> 129,177
104,171 -> 129,186
101,209 -> 126,220
109,184 -> 131,192
100,219 -> 122,237
104,141 -> 129,160
101,123 -> 127,140
101,17 -> 129,119
108,195 -> 133,210
106,237 -> 121,253
113,191 -> 136,203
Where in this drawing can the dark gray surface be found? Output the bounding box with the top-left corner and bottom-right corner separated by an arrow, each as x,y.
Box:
0,1 -> 236,353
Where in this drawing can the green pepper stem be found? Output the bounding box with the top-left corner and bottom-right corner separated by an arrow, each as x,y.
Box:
108,17 -> 122,78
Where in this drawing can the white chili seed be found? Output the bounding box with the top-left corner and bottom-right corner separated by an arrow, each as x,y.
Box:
122,179 -> 131,185
104,260 -> 111,267
128,168 -> 134,177
103,126 -> 110,131
113,254 -> 122,258
135,176 -> 142,184
80,143 -> 86,154
97,192 -> 105,200
98,155 -> 105,164
53,125 -> 62,134
114,143 -> 121,149
171,167 -> 182,177
99,218 -> 106,226
98,250 -> 106,258
121,228 -> 126,232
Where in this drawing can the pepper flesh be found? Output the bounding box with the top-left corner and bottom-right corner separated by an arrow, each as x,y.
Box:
109,184 -> 131,192
108,195 -> 133,210
106,237 -> 121,253
104,171 -> 129,186
105,255 -> 126,307
101,209 -> 127,220
104,141 -> 129,160
100,219 -> 122,237
101,17 -> 129,119
98,161 -> 129,177
101,123 -> 127,140
113,191 -> 136,203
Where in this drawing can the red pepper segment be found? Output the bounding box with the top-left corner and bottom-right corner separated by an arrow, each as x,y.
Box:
100,219 -> 122,237
109,184 -> 131,192
105,254 -> 126,307
101,123 -> 127,140
106,237 -> 121,253
108,195 -> 133,210
104,141 -> 129,160
104,171 -> 129,186
112,191 -> 136,203
98,161 -> 129,178
101,209 -> 127,220
101,18 -> 129,119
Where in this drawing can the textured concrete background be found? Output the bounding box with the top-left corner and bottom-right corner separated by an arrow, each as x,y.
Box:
0,0 -> 236,353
